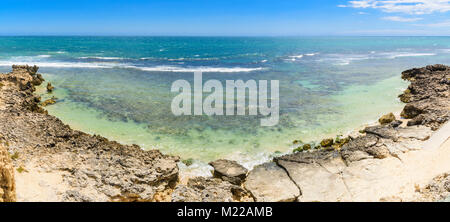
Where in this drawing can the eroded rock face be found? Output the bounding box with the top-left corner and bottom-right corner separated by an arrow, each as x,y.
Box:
399,64 -> 450,130
0,144 -> 16,202
0,66 -> 180,202
209,159 -> 248,185
244,162 -> 300,202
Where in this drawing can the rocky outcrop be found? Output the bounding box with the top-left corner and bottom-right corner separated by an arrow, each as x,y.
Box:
0,65 -> 180,202
399,64 -> 449,130
0,143 -> 16,202
209,159 -> 248,185
229,64 -> 449,202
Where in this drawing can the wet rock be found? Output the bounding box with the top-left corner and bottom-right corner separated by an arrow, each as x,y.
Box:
378,113 -> 396,125
399,89 -> 412,103
244,162 -> 299,202
0,144 -> 16,202
41,97 -> 57,107
209,159 -> 248,185
320,138 -> 334,147
302,144 -> 312,151
47,82 -> 54,93
31,76 -> 43,86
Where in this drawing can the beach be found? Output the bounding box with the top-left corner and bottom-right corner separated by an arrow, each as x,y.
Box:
0,64 -> 449,202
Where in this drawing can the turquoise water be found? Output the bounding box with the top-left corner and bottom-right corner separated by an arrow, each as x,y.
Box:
1,36 -> 449,174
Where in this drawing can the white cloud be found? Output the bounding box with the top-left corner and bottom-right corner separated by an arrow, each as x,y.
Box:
382,16 -> 423,22
341,0 -> 450,15
414,20 -> 450,26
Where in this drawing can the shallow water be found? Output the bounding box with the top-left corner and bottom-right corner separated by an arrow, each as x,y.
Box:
1,36 -> 449,174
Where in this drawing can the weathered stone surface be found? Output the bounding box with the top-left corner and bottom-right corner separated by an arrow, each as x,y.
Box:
277,160 -> 352,202
209,159 -> 248,185
340,134 -> 380,163
172,177 -> 252,202
390,120 -> 403,128
0,144 -> 16,202
276,151 -> 351,202
364,125 -> 398,141
276,149 -> 339,164
399,64 -> 450,130
397,125 -> 433,141
379,113 -> 396,125
244,162 -> 299,202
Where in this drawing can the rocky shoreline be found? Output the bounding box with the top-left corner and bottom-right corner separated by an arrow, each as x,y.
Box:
0,64 -> 449,202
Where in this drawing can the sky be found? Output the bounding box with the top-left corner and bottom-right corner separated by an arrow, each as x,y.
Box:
0,0 -> 449,36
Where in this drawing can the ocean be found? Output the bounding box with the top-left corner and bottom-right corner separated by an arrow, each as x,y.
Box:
0,36 -> 449,176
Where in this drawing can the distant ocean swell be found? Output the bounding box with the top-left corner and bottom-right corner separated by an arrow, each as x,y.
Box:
0,49 -> 445,74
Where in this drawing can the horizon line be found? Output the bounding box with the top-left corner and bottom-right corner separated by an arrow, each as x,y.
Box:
1,34 -> 450,38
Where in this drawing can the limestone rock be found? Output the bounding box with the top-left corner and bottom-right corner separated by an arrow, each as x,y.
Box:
397,125 -> 433,141
0,144 -> 16,202
244,162 -> 300,202
209,159 -> 248,185
172,177 -> 251,202
340,134 -> 387,163
277,160 -> 352,202
364,125 -> 398,141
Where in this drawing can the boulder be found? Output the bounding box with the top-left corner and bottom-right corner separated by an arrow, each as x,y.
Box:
302,144 -> 312,151
378,113 -> 396,124
401,103 -> 425,119
320,138 -> 334,147
244,162 -> 299,202
47,82 -> 54,93
209,159 -> 248,185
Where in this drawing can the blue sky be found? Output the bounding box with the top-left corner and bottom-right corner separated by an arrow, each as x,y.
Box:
0,0 -> 449,36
